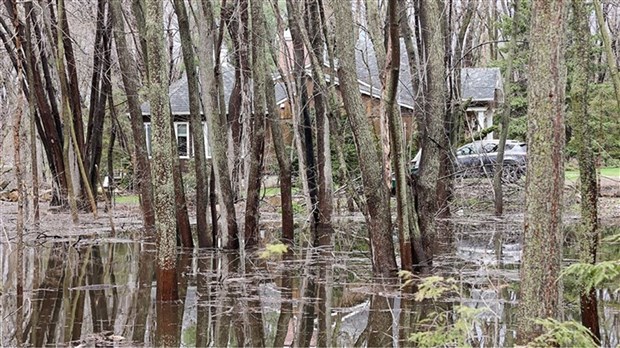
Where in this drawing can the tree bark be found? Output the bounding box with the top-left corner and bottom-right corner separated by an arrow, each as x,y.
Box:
85,0 -> 112,205
329,0 -> 397,276
110,0 -> 156,233
144,0 -> 178,302
516,0 -> 567,342
24,4 -> 40,226
307,0 -> 334,245
593,0 -> 620,111
173,0 -> 211,247
493,0 -> 519,216
244,0 -> 267,248
195,0 -> 239,249
569,0 -> 600,342
55,0 -> 79,223
416,0 -> 448,264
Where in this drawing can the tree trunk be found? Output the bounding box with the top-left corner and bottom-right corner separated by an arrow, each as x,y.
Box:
11,3 -> 25,341
416,0 -> 448,264
195,0 -> 239,249
569,0 -> 600,342
24,5 -> 40,226
307,0 -> 334,245
593,0 -> 620,111
85,0 -> 112,205
144,0 -> 178,302
365,0 -> 392,188
329,0 -> 397,276
493,0 -> 519,216
516,0 -> 567,342
55,0 -> 79,223
244,0 -> 267,248
3,2 -> 67,207
173,0 -> 211,247
110,0 -> 156,233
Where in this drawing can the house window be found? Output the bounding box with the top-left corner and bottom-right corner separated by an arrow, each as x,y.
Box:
202,122 -> 211,159
144,122 -> 193,158
174,122 -> 190,158
144,123 -> 152,157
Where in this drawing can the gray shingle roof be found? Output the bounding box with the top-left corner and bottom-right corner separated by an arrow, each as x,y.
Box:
461,68 -> 503,102
141,31 -> 422,115
141,63 -> 289,116
353,30 -> 415,109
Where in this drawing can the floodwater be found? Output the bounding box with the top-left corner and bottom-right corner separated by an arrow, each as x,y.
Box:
1,221 -> 619,347
1,178 -> 620,347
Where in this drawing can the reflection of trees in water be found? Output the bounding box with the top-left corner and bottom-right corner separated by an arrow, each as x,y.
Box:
9,240 -> 574,347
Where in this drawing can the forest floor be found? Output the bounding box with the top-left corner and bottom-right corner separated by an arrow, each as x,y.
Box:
0,175 -> 618,244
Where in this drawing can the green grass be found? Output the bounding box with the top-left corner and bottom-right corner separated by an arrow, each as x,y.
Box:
113,194 -> 140,204
566,167 -> 620,181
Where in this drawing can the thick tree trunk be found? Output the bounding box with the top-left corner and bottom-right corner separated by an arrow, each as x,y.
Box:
384,0 -> 427,272
244,0 -> 267,248
110,0 -> 156,233
329,0 -> 397,276
173,0 -> 211,247
144,0 -> 178,302
195,0 -> 239,249
516,0 -> 567,342
416,0 -> 447,264
569,0 -> 600,342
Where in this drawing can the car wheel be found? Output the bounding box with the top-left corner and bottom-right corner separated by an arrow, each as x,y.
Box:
502,163 -> 523,183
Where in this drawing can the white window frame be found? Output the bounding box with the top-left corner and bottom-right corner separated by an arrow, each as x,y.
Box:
174,121 -> 191,159
144,122 -> 152,157
202,121 -> 212,159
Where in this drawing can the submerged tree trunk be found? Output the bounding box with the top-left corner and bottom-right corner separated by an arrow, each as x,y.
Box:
144,0 -> 178,302
307,0 -> 334,244
110,0 -> 156,233
267,94 -> 294,247
493,0 -> 519,216
569,0 -> 601,342
244,0 -> 268,248
195,0 -> 239,249
329,0 -> 397,276
173,0 -> 211,247
416,0 -> 447,264
516,0 -> 567,342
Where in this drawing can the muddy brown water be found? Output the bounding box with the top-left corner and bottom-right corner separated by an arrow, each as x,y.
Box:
1,179 -> 619,347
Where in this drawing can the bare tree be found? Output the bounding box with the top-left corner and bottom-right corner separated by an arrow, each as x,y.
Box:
329,0 -> 397,276
144,0 -> 178,301
110,0 -> 156,232
173,0 -> 211,247
416,0 -> 448,263
493,0 -> 519,215
569,0 -> 600,342
244,0 -> 268,248
195,0 -> 240,249
516,0 -> 567,342
593,0 -> 620,110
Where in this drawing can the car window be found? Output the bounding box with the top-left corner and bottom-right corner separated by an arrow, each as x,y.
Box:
457,146 -> 472,155
483,143 -> 498,153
